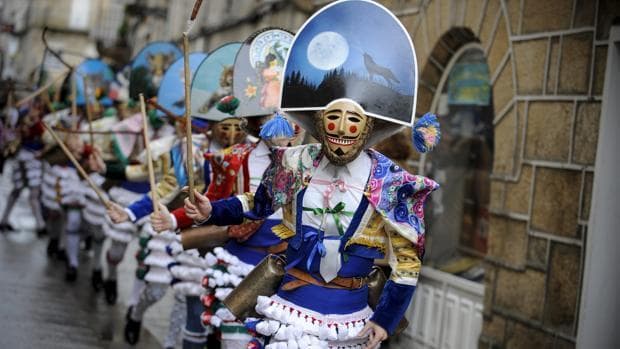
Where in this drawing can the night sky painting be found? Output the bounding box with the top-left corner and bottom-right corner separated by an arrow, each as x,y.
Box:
156,53 -> 207,118
281,0 -> 417,125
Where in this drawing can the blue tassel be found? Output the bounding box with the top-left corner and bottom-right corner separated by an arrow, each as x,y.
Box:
412,112 -> 441,153
259,112 -> 294,140
191,118 -> 209,130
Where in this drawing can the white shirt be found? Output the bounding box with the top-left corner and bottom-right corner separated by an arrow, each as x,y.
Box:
248,141 -> 272,193
248,141 -> 282,220
301,152 -> 371,281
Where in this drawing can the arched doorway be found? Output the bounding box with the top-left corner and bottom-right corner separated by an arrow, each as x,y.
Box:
425,43 -> 494,279
390,40 -> 494,349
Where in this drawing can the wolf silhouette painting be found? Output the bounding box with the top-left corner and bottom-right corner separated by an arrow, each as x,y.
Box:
281,0 -> 417,125
364,53 -> 400,86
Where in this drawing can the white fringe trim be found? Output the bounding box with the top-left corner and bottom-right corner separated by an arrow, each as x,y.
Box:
255,295 -> 373,349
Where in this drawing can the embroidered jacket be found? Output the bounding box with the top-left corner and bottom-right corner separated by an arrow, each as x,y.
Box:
205,144 -> 439,334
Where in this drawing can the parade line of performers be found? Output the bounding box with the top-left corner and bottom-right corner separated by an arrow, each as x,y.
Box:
0,1 -> 443,348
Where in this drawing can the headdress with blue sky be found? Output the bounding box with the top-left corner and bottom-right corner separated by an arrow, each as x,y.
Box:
190,42 -> 242,122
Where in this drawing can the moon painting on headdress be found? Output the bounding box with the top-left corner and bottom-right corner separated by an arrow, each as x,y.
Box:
307,31 -> 349,71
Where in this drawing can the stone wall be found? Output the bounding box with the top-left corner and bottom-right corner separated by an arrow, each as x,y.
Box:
376,0 -> 618,347
185,0 -> 620,346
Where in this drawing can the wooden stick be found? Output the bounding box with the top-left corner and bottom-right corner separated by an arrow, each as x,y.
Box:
42,122 -> 110,209
82,76 -> 95,146
139,93 -> 159,214
16,71 -> 68,107
52,127 -> 141,135
146,98 -> 184,123
182,33 -> 195,203
190,0 -> 204,21
71,71 -> 78,129
147,98 -> 208,133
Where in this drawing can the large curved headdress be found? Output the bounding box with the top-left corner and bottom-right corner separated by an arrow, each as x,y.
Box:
73,59 -> 115,107
280,0 -> 418,146
129,42 -> 182,99
190,42 -> 242,121
232,27 -> 294,117
156,52 -> 207,118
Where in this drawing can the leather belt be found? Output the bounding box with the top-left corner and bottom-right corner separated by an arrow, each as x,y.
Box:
281,268 -> 368,291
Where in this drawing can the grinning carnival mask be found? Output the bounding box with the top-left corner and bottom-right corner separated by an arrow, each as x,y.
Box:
315,99 -> 373,165
212,117 -> 247,148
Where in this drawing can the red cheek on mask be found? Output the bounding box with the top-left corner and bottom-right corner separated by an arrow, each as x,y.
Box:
349,125 -> 357,133
327,123 -> 335,131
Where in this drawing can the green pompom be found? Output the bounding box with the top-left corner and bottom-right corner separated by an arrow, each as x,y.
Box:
103,107 -> 117,117
216,95 -> 240,115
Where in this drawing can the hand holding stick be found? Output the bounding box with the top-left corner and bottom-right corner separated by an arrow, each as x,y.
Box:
139,93 -> 159,214
184,189 -> 212,223
182,32 -> 195,203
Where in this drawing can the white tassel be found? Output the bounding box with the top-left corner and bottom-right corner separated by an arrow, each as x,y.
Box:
274,325 -> 288,341
210,315 -> 222,327
268,320 -> 281,335
273,304 -> 285,321
318,324 -> 329,340
205,253 -> 217,266
350,321 -> 363,338
281,306 -> 292,324
256,321 -> 271,336
327,324 -> 338,341
309,318 -> 321,337
337,323 -> 348,341
287,339 -> 299,349
263,304 -> 277,318
298,335 -> 310,348
289,324 -> 303,339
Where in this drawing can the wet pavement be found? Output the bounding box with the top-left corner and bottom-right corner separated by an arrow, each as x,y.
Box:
0,159 -> 174,348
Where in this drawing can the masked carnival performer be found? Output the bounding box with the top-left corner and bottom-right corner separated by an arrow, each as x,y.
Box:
150,30 -> 296,349
39,104 -> 94,282
80,106 -> 123,291
184,2 -> 441,348
98,52 -> 213,348
142,44 -> 256,349
0,100 -> 47,235
96,42 -> 182,299
77,62 -> 125,290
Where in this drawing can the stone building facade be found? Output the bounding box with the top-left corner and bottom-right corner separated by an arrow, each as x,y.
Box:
3,0 -> 618,347
187,1 -> 619,347
390,0 -> 617,347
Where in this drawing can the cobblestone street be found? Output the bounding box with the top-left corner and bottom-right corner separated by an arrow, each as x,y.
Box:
0,159 -> 173,348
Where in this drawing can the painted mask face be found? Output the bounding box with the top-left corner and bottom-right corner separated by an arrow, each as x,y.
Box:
319,99 -> 370,165
212,117 -> 247,147
289,120 -> 306,146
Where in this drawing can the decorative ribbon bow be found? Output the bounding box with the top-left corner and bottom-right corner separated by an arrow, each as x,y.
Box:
303,201 -> 354,236
324,178 -> 346,206
286,226 -> 341,271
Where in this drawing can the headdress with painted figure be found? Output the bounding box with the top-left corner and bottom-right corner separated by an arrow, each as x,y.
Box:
71,59 -> 115,108
191,42 -> 246,147
129,42 -> 182,100
281,0 -> 424,152
233,27 -> 294,118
